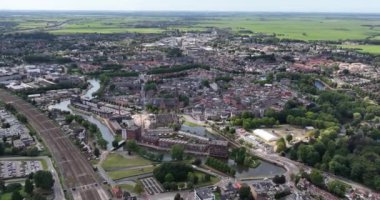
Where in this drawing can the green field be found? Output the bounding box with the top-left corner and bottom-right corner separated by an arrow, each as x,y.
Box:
2,13 -> 380,41
199,17 -> 380,41
118,184 -> 135,192
101,153 -> 152,171
340,44 -> 380,54
108,166 -> 155,180
0,193 -> 12,200
193,171 -> 220,187
184,121 -> 203,127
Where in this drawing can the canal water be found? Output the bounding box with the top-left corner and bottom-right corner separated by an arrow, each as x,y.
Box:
314,80 -> 326,90
229,159 -> 286,179
49,79 -> 115,150
180,125 -> 220,140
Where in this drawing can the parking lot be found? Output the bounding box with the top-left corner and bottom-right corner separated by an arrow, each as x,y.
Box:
140,177 -> 164,195
0,160 -> 42,179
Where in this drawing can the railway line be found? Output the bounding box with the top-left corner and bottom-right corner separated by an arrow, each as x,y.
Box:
0,89 -> 109,200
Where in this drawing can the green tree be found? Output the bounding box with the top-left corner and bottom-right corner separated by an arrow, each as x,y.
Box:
286,134 -> 293,142
171,144 -> 184,161
165,173 -> 175,182
94,147 -> 100,158
0,142 -> 4,156
239,184 -> 253,200
126,140 -> 139,152
174,193 -> 183,200
112,139 -> 119,148
187,172 -> 194,184
24,178 -> 34,195
134,181 -> 144,194
11,191 -> 23,200
32,193 -> 47,200
34,171 -> 54,190
327,180 -> 347,197
0,179 -> 5,191
276,138 -> 286,153
26,147 -> 39,157
310,170 -> 324,187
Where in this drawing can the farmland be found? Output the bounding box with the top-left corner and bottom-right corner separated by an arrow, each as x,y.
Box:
339,44 -> 380,55
1,12 -> 380,41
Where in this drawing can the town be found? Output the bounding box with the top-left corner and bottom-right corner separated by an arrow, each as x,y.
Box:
0,9 -> 380,200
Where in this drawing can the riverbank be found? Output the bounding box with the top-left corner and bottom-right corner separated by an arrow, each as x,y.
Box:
69,105 -> 115,150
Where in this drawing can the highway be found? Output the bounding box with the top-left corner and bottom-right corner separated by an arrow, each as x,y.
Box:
0,89 -> 109,200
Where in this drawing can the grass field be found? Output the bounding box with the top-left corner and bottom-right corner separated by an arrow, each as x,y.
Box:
198,17 -> 380,41
340,44 -> 380,54
0,187 -> 27,200
193,171 -> 220,187
118,183 -> 135,192
2,14 -> 380,41
0,193 -> 12,200
107,166 -> 155,180
101,153 -> 151,171
184,121 -> 203,127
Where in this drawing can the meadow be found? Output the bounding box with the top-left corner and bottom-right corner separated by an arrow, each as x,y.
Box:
199,16 -> 380,41
1,13 -> 380,41
340,44 -> 380,55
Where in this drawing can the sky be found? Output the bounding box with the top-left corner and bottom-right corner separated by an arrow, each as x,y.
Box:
0,0 -> 379,13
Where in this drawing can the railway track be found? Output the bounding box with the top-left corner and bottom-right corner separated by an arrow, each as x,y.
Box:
0,89 -> 109,200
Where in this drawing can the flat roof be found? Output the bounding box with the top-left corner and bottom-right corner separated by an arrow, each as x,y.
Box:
253,129 -> 279,142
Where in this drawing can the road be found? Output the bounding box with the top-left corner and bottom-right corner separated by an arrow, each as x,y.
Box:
0,156 -> 65,200
0,89 -> 109,200
201,117 -> 378,194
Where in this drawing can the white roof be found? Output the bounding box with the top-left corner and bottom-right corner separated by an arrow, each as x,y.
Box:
253,129 -> 279,142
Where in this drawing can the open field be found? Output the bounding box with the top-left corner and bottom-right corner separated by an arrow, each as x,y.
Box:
183,121 -> 204,127
199,16 -> 380,41
339,44 -> 380,54
1,13 -> 380,41
261,124 -> 308,142
108,166 -> 155,180
101,153 -> 152,171
118,183 -> 135,193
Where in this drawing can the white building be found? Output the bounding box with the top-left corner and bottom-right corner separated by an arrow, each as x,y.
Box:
253,129 -> 279,142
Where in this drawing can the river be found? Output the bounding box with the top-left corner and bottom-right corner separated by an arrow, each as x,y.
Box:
49,79 -> 115,150
314,80 -> 326,91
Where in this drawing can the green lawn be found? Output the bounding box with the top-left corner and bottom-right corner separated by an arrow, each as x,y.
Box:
339,45 -> 380,55
3,14 -> 380,41
107,166 -> 155,180
184,121 -> 203,127
101,153 -> 151,171
198,16 -> 380,41
194,171 -> 220,187
0,187 -> 27,200
50,27 -> 163,34
0,192 -> 12,200
118,184 -> 135,192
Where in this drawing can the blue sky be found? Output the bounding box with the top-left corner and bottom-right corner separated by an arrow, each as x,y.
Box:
0,0 -> 379,13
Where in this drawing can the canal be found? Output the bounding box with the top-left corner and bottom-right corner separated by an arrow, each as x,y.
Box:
49,79 -> 115,150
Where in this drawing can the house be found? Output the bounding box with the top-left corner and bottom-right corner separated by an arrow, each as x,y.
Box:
112,186 -> 123,199
195,187 -> 215,200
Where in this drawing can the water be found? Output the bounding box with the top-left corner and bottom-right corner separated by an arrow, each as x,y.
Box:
82,79 -> 100,100
229,159 -> 286,179
49,79 -> 115,150
314,80 -> 326,91
180,125 -> 219,140
49,99 -> 72,113
79,114 -> 114,150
